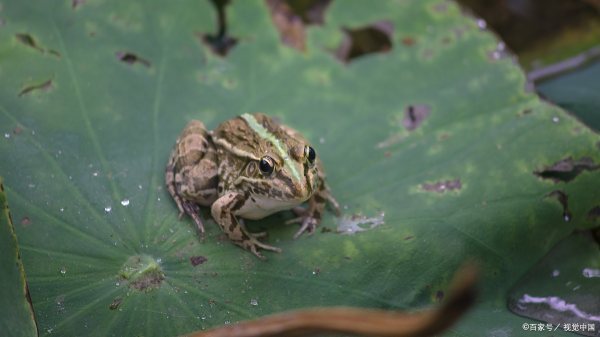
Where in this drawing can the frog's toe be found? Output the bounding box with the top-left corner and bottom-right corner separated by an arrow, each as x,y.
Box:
292,217 -> 318,239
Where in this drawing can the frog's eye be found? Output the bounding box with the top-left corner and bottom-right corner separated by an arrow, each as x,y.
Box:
259,156 -> 275,176
304,145 -> 316,165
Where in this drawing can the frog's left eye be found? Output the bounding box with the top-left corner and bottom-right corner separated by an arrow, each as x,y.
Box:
304,145 -> 316,165
259,156 -> 275,176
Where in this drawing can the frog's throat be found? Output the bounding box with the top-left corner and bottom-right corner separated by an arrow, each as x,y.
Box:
241,113 -> 303,184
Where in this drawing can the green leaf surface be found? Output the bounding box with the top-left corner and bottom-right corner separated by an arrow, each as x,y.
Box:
0,1 -> 599,336
0,178 -> 38,337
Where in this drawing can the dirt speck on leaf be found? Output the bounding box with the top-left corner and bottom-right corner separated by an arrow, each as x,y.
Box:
20,216 -> 31,226
534,157 -> 599,183
190,255 -> 208,266
422,179 -> 462,193
546,190 -> 572,222
109,297 -> 122,310
404,104 -> 431,131
201,0 -> 237,57
266,0 -> 332,51
116,52 -> 151,67
72,0 -> 85,9
336,21 -> 393,63
401,36 -> 416,46
18,79 -> 53,97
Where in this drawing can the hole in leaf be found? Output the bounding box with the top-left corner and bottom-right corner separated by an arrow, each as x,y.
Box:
266,0 -> 333,51
534,157 -> 599,183
18,79 -> 53,97
116,52 -> 151,67
422,179 -> 462,193
546,190 -> 572,222
587,206 -> 600,222
403,104 -> 431,131
72,0 -> 85,9
335,21 -> 393,63
15,33 -> 61,57
201,0 -> 238,57
190,255 -> 208,266
15,33 -> 43,52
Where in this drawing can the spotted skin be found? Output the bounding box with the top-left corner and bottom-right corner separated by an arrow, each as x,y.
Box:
165,113 -> 340,259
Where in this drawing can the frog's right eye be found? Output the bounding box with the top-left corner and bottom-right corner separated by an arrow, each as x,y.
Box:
259,156 -> 274,176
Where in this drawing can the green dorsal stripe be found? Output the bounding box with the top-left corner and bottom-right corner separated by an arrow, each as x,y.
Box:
241,113 -> 302,183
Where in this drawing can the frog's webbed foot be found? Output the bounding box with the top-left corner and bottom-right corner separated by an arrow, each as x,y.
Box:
245,239 -> 282,260
286,206 -> 320,239
212,192 -> 282,259
181,200 -> 205,234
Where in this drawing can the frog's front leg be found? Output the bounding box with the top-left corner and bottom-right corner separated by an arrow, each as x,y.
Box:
288,177 -> 340,239
211,191 -> 282,259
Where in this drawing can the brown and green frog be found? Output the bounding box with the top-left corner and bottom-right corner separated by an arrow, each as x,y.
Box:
165,113 -> 339,258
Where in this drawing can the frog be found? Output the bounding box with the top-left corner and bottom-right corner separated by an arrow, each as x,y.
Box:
165,113 -> 340,259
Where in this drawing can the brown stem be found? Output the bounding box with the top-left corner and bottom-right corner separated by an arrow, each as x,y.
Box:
184,264 -> 478,337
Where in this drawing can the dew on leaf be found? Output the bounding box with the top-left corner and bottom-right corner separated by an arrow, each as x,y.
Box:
250,299 -> 258,306
421,179 -> 462,193
121,199 -> 130,206
476,18 -> 487,29
582,268 -> 600,278
59,266 -> 66,275
552,116 -> 559,123
552,269 -> 560,277
4,133 -> 9,139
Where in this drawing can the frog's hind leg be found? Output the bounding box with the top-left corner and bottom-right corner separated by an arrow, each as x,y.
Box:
166,120 -> 219,234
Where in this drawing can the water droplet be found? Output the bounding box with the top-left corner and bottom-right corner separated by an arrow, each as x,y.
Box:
31,130 -> 36,135
563,213 -> 571,222
115,282 -> 120,286
477,19 -> 487,29
28,183 -> 35,188
497,41 -> 506,51
60,266 -> 67,275
201,316 -> 206,320
47,328 -> 53,334
138,184 -> 143,190
582,268 -> 600,278
319,137 -> 325,144
156,258 -> 162,264
250,299 -> 258,306
104,206 -> 112,213
157,197 -> 161,201
92,171 -> 99,177
4,133 -> 10,139
121,199 -> 130,206
224,321 -> 231,325
552,269 -> 560,277
60,208 -> 64,212
552,116 -> 559,123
